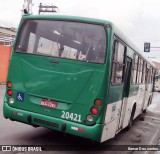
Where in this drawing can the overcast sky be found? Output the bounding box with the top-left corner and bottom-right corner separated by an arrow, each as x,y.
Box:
0,0 -> 160,62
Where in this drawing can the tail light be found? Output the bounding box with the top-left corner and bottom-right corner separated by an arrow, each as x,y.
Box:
9,97 -> 14,104
106,24 -> 110,28
7,81 -> 12,88
86,115 -> 94,122
91,107 -> 99,115
7,89 -> 13,96
94,99 -> 102,106
20,18 -> 24,23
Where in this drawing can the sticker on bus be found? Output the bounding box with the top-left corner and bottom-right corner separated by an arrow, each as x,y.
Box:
16,92 -> 24,102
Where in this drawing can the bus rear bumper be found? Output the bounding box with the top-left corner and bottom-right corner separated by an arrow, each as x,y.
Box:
3,103 -> 103,142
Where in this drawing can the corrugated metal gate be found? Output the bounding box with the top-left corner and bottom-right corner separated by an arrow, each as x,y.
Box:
0,45 -> 12,83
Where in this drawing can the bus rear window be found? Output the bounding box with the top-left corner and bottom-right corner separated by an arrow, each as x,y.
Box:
15,20 -> 107,64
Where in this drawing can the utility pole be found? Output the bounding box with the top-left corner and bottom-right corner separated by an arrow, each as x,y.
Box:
38,3 -> 58,15
22,0 -> 33,15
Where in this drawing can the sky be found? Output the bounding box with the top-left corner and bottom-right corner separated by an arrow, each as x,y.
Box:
0,0 -> 160,62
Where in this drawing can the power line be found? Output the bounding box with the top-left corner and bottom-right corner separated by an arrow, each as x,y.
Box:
38,3 -> 58,15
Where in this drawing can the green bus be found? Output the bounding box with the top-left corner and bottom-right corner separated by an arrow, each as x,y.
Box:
3,15 -> 155,142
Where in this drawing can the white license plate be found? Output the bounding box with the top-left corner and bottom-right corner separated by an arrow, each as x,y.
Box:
40,99 -> 57,109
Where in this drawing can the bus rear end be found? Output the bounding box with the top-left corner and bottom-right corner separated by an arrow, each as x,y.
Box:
3,16 -> 108,142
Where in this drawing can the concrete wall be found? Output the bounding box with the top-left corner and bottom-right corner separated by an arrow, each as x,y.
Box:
0,45 -> 12,83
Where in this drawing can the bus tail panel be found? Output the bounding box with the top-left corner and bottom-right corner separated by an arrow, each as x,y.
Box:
3,102 -> 103,142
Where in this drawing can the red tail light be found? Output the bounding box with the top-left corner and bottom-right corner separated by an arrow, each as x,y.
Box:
7,89 -> 13,96
91,107 -> 99,115
7,81 -> 12,88
20,18 -> 24,23
106,24 -> 110,28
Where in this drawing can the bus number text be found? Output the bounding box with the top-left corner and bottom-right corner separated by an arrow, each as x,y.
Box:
61,111 -> 81,122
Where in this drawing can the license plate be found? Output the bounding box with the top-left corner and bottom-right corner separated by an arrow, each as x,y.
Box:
40,99 -> 58,109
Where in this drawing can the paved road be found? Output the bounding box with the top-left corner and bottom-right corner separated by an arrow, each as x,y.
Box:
0,85 -> 160,154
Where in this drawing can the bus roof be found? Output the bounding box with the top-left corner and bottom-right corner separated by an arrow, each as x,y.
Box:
22,14 -> 155,68
22,14 -> 111,25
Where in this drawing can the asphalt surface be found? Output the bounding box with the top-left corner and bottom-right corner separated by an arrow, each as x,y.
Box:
0,85 -> 160,154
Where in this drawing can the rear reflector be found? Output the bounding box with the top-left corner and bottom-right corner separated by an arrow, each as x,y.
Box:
71,126 -> 85,133
78,128 -> 85,132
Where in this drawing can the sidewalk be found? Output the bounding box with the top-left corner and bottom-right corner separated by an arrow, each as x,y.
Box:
0,84 -> 6,90
155,80 -> 160,87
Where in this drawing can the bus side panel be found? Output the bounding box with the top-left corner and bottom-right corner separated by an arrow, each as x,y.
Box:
122,97 -> 137,128
100,82 -> 124,142
122,84 -> 140,128
101,100 -> 122,142
133,84 -> 145,119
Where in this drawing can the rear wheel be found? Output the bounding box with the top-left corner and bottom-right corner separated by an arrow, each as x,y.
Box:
143,96 -> 151,113
143,109 -> 146,113
126,106 -> 135,130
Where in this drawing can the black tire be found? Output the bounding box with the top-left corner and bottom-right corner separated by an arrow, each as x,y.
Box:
126,107 -> 135,130
143,109 -> 146,113
143,96 -> 151,113
148,96 -> 152,105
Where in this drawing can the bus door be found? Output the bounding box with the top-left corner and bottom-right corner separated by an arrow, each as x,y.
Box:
116,57 -> 132,131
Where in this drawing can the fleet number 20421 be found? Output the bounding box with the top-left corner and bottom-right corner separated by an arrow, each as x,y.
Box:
61,111 -> 81,122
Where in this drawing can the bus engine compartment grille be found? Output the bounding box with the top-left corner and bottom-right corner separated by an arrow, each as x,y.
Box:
34,118 -> 58,128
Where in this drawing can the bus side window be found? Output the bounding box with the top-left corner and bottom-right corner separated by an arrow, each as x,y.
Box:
136,57 -> 142,84
132,54 -> 138,84
111,40 -> 125,85
27,33 -> 36,53
141,60 -> 146,83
